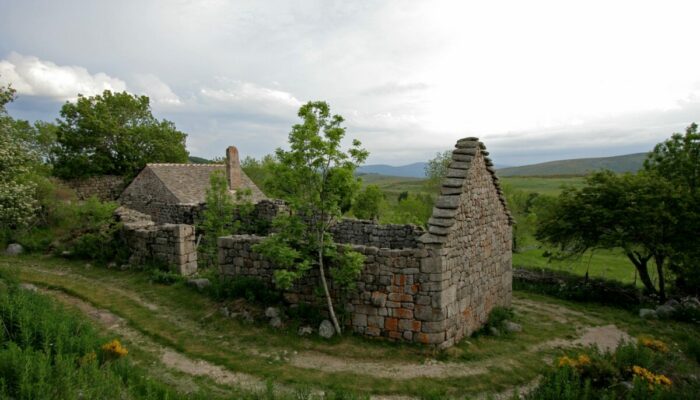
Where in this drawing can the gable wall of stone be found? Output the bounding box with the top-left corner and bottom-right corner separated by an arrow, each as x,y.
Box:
439,151 -> 512,347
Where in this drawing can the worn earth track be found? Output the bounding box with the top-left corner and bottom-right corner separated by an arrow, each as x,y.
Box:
12,262 -> 632,399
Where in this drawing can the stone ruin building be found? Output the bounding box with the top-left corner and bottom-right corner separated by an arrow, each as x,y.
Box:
120,146 -> 268,224
115,138 -> 513,348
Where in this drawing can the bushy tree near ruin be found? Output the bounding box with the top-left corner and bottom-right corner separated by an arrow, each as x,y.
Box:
352,184 -> 383,220
644,123 -> 700,295
197,171 -> 253,268
52,90 -> 189,179
254,101 -> 368,334
0,85 -> 39,230
537,123 -> 700,299
424,150 -> 452,190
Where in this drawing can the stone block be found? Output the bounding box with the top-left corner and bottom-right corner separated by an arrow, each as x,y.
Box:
352,313 -> 367,327
416,332 -> 446,345
442,178 -> 464,188
446,168 -> 468,178
428,217 -> 455,227
367,315 -> 384,329
453,147 -> 477,156
452,153 -> 474,162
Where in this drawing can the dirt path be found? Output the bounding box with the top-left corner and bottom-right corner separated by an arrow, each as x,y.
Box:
44,288 -> 266,393
15,262 -> 633,399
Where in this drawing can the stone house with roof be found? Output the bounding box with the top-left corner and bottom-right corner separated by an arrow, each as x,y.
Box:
120,146 -> 268,224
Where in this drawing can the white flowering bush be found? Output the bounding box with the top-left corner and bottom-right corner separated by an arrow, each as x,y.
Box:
0,85 -> 39,229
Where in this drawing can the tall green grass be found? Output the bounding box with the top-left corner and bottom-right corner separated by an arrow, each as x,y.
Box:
0,269 -> 204,400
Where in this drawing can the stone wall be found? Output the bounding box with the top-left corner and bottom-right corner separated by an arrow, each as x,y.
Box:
61,175 -> 126,201
116,207 -> 198,275
219,235 -> 445,342
217,137 -> 513,348
418,139 -> 513,348
329,219 -> 424,249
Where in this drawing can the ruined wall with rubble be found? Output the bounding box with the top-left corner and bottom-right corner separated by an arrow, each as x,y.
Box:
116,207 -> 198,275
329,219 -> 424,249
61,175 -> 126,201
218,137 -> 513,348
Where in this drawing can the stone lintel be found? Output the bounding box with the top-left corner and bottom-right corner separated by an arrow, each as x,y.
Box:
440,186 -> 462,195
428,225 -> 450,236
431,207 -> 457,218
435,195 -> 460,209
446,168 -> 468,178
428,217 -> 455,227
441,178 -> 464,188
453,148 -> 477,156
418,233 -> 446,244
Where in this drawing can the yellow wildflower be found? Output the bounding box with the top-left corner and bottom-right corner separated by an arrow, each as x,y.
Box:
101,339 -> 128,358
557,353 -> 591,369
576,354 -> 591,366
558,355 -> 577,368
639,337 -> 669,353
632,365 -> 672,389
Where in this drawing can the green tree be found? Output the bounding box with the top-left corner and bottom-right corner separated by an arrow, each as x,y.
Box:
52,90 -> 188,179
0,85 -> 39,231
424,150 -> 452,190
254,101 -> 368,334
240,154 -> 278,195
197,171 -> 253,268
536,171 -> 680,300
644,123 -> 700,294
381,193 -> 434,227
352,184 -> 384,220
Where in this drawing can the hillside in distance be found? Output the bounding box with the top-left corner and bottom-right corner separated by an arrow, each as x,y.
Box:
356,162 -> 427,178
497,153 -> 647,177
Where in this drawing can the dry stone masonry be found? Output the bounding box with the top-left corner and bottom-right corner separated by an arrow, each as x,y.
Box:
116,207 -> 198,275
61,175 -> 126,201
329,219 -> 424,249
218,137 -> 513,348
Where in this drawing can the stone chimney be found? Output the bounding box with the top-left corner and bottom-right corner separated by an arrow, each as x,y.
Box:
225,146 -> 241,190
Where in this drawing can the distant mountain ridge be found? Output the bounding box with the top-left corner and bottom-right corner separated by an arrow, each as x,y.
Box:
356,162 -> 427,178
497,153 -> 648,177
357,152 -> 648,178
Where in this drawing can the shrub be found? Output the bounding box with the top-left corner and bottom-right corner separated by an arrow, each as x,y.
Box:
201,272 -> 281,306
0,277 -> 202,399
513,267 -> 645,310
477,306 -> 515,336
523,340 -> 700,400
685,336 -> 700,364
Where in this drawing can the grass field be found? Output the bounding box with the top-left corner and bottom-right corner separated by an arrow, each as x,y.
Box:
365,174 -> 636,285
1,255 -> 698,399
499,176 -> 585,195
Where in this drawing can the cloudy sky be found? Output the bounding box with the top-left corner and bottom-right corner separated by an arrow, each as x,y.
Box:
2,0 -> 699,166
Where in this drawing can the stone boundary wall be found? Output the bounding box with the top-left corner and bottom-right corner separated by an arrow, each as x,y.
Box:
116,207 -> 197,275
61,175 -> 126,201
329,219 -> 424,249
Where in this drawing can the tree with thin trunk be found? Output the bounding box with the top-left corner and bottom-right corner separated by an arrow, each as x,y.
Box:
536,170 -> 681,301
253,101 -> 368,334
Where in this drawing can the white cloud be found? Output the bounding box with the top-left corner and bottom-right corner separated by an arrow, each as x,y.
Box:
199,80 -> 302,117
0,52 -> 127,101
131,73 -> 182,106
